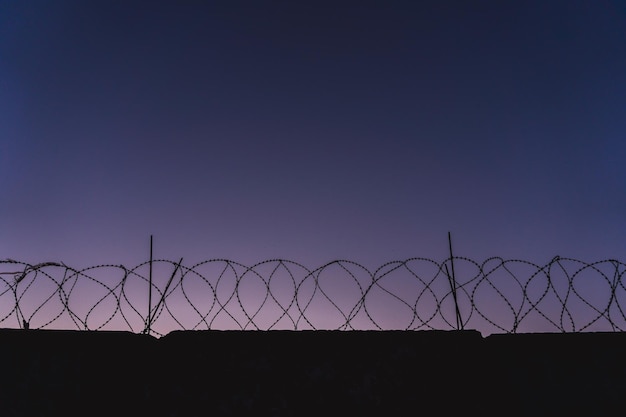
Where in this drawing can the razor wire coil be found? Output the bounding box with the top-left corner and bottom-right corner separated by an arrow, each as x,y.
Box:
1,257 -> 625,337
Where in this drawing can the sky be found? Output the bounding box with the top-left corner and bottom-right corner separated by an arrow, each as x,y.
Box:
1,1 -> 625,334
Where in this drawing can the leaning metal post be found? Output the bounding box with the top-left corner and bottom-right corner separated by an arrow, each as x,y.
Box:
446,232 -> 463,330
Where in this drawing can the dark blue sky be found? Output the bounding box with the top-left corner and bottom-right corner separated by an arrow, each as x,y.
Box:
2,0 -> 625,270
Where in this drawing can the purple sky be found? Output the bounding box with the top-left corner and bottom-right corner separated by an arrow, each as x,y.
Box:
2,1 -> 625,272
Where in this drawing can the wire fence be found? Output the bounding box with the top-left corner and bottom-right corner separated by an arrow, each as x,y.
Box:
2,255 -> 625,337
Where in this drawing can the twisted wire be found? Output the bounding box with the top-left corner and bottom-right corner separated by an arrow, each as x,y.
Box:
1,257 -> 625,336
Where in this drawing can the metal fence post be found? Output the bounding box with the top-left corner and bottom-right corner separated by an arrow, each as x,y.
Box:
446,232 -> 463,330
146,235 -> 153,335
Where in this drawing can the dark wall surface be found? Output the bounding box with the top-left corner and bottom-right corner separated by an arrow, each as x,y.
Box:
1,329 -> 624,417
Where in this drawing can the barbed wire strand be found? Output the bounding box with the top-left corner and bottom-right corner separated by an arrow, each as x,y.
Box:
1,257 -> 625,336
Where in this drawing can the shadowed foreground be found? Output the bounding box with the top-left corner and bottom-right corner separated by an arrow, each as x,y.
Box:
0,329 -> 624,416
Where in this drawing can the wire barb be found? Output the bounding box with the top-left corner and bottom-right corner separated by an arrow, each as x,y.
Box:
1,256 -> 624,335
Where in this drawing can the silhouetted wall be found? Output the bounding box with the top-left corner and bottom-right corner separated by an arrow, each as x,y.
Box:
0,329 -> 624,417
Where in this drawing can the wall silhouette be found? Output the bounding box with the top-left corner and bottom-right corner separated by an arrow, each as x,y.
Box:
1,328 -> 625,417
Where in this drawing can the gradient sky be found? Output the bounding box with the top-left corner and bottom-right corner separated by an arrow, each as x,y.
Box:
1,0 -> 625,273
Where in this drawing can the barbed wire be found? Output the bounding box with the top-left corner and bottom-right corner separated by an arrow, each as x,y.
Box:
1,257 -> 625,337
